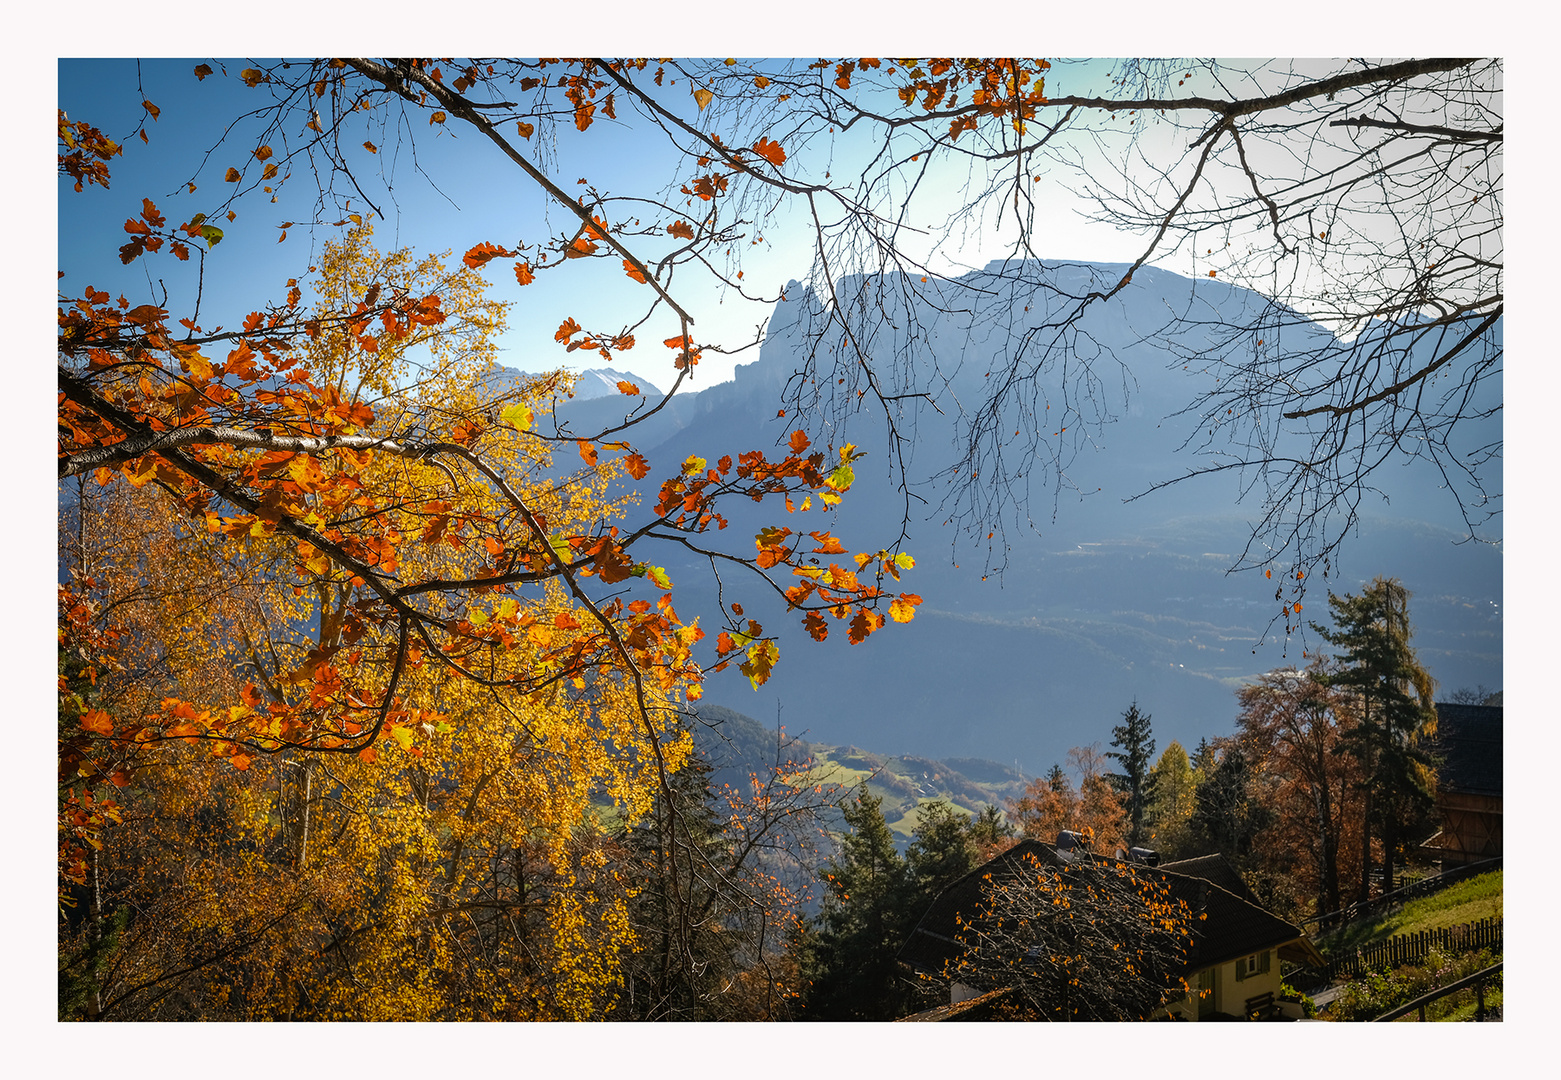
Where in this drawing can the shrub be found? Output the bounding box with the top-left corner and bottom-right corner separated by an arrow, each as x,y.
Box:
1279,980 -> 1316,1019
1327,947 -> 1499,1021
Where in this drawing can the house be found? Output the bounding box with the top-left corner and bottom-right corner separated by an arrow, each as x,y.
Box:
897,838 -> 1323,1021
1423,703 -> 1502,870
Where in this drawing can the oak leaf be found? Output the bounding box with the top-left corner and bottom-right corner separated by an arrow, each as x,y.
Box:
753,137 -> 787,167
463,241 -> 512,269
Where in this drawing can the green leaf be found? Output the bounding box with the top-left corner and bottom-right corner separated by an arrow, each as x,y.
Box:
827,460 -> 854,491
500,402 -> 533,432
199,224 -> 224,247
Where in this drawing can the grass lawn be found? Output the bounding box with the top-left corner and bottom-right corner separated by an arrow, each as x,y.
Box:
1319,870 -> 1502,954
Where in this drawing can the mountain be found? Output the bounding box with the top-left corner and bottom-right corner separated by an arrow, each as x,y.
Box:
686,703 -> 1028,849
570,261 -> 1500,777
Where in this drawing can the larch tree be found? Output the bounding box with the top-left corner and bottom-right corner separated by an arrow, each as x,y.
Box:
1146,741 -> 1197,859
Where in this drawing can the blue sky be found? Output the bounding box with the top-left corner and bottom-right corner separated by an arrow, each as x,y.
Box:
57,57 -> 1160,390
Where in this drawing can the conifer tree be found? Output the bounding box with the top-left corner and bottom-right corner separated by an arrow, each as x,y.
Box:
906,799 -> 980,903
1188,743 -> 1273,867
801,791 -> 915,1020
615,752 -> 731,1020
1313,577 -> 1438,902
1106,702 -> 1158,848
966,803 -> 1016,859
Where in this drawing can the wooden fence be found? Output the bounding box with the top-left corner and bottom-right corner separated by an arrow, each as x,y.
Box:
1324,917 -> 1502,983
1303,856 -> 1502,933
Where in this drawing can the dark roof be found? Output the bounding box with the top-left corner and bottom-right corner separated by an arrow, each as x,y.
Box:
1432,704 -> 1503,799
899,840 -> 1321,979
1157,854 -> 1262,906
897,986 -> 1033,1022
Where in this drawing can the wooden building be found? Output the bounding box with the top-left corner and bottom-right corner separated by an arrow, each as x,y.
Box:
1425,703 -> 1503,869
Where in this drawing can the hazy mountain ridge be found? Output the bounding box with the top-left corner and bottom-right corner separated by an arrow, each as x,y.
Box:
551,261 -> 1500,774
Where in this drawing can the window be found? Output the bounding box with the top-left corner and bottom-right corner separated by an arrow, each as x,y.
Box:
1234,950 -> 1270,981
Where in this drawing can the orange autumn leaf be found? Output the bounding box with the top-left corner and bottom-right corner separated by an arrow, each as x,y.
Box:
514,261 -> 535,286
753,137 -> 787,167
623,259 -> 648,284
666,220 -> 695,241
623,452 -> 650,479
463,241 -> 512,269
577,439 -> 598,466
809,530 -> 846,555
616,380 -> 641,396
889,593 -> 922,623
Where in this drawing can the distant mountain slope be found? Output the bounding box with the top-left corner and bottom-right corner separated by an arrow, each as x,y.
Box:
685,703 -> 1027,847
559,261 -> 1502,774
